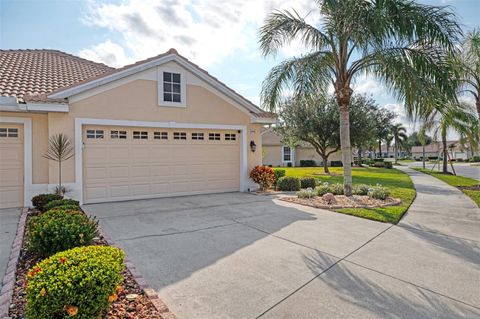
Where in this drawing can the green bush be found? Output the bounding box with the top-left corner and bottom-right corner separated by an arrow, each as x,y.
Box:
31,194 -> 63,212
315,183 -> 330,196
330,183 -> 344,195
299,160 -> 316,167
384,161 -> 393,169
273,169 -> 286,185
470,156 -> 480,162
330,161 -> 343,167
43,199 -> 80,212
26,245 -> 124,319
277,176 -> 301,191
353,184 -> 370,196
374,158 -> 385,162
300,177 -> 316,189
368,186 -> 390,200
28,209 -> 98,257
296,189 -> 315,199
48,204 -> 82,212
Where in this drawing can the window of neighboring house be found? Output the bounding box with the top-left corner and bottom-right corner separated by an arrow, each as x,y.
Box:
209,133 -> 221,141
133,131 -> 148,139
0,128 -> 18,138
154,132 -> 168,140
111,130 -> 127,139
174,132 -> 187,140
86,129 -> 104,139
283,146 -> 292,162
192,133 -> 204,140
225,133 -> 236,141
163,72 -> 181,103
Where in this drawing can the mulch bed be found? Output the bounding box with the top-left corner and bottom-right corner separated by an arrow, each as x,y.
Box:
457,185 -> 480,191
8,210 -> 164,319
280,195 -> 401,209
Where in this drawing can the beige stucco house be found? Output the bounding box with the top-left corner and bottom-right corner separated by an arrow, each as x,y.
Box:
262,129 -> 342,167
0,49 -> 275,208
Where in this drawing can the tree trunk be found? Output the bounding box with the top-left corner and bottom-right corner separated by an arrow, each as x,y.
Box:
394,139 -> 398,163
476,97 -> 480,121
378,140 -> 382,158
422,145 -> 426,169
322,155 -> 330,174
358,148 -> 362,167
442,131 -> 448,174
339,104 -> 353,196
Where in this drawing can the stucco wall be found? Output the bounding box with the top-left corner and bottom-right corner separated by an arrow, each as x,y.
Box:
262,145 -> 283,167
295,147 -> 342,166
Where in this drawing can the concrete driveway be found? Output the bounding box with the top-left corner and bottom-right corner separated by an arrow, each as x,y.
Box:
84,186 -> 480,319
0,208 -> 21,289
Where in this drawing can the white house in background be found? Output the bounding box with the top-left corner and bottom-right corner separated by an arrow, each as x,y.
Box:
411,141 -> 472,160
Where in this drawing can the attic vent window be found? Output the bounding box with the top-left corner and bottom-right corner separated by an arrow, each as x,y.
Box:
163,72 -> 181,103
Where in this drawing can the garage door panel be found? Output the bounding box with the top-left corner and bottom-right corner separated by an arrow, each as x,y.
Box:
0,124 -> 23,208
83,126 -> 240,203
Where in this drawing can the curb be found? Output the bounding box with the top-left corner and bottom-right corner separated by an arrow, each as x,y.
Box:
97,228 -> 177,319
0,208 -> 28,319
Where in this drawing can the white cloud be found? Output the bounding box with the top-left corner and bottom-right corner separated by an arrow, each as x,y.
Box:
79,0 -> 318,68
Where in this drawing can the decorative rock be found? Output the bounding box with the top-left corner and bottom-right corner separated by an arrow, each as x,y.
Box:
322,193 -> 337,205
126,294 -> 139,301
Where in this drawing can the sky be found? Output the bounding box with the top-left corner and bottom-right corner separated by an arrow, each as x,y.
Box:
1,0 -> 479,135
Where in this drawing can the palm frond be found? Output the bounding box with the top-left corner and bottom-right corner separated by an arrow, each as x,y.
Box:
43,134 -> 74,162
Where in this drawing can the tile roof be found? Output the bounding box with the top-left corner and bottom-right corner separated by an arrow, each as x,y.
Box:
0,49 -> 113,103
411,141 -> 461,153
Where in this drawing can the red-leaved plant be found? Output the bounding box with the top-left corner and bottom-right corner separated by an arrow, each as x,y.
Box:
249,166 -> 275,191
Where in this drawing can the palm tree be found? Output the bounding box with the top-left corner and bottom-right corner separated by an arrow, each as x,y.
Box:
423,103 -> 478,174
417,127 -> 429,169
458,28 -> 480,119
259,0 -> 460,195
43,134 -> 74,195
390,124 -> 408,163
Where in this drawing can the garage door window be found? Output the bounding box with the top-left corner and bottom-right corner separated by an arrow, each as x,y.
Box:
133,131 -> 148,139
174,132 -> 187,140
154,132 -> 168,140
225,133 -> 236,141
111,130 -> 127,139
86,130 -> 104,139
192,133 -> 204,140
209,133 -> 221,141
0,128 -> 18,138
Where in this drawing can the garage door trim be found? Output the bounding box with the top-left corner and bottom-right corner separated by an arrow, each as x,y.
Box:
0,116 -> 32,207
75,118 -> 248,205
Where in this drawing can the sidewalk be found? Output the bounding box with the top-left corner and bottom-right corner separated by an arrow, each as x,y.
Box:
0,208 -> 21,289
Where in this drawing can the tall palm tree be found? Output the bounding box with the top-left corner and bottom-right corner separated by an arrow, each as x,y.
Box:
458,28 -> 480,119
417,127 -> 428,169
259,0 -> 460,195
423,103 -> 478,173
390,124 -> 408,163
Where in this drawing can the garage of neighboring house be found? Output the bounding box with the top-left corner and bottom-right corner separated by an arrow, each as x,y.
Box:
0,123 -> 23,208
82,126 -> 241,204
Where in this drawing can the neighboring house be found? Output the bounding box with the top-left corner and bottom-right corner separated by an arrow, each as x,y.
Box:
0,49 -> 275,208
374,144 -> 407,159
411,141 -> 471,160
262,129 -> 342,167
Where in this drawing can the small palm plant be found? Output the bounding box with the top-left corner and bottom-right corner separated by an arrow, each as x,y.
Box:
390,124 -> 408,163
43,134 -> 74,195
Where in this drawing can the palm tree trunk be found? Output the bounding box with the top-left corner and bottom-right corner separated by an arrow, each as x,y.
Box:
476,97 -> 480,121
442,131 -> 448,174
422,145 -> 426,169
339,104 -> 353,196
358,148 -> 362,167
394,144 -> 397,163
322,155 -> 330,174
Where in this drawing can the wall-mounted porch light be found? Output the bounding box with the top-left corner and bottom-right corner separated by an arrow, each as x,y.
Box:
250,140 -> 257,152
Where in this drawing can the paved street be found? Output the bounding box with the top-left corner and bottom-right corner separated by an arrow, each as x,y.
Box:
407,161 -> 480,181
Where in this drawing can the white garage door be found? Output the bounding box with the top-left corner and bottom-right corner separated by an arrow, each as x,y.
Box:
83,126 -> 240,204
0,124 -> 23,209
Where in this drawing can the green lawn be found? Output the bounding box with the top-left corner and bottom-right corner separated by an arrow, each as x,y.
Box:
281,167 -> 416,224
412,168 -> 480,207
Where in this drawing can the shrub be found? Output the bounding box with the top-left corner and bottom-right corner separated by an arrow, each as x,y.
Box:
273,169 -> 286,185
28,209 -> 98,257
470,156 -> 480,162
330,161 -> 343,167
299,160 -> 316,167
296,189 -> 315,199
373,158 -> 385,162
368,186 -> 390,200
384,161 -> 393,169
353,184 -> 370,196
300,177 -> 316,189
26,245 -> 124,319
277,176 -> 300,191
43,198 -> 80,212
315,183 -> 330,196
370,161 -> 386,168
330,183 -> 344,195
250,166 -> 275,191
31,194 -> 63,212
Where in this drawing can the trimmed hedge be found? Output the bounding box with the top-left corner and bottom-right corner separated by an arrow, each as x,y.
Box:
27,209 -> 98,257
277,176 -> 300,191
299,160 -> 316,167
43,199 -> 80,212
273,168 -> 286,185
300,177 -> 316,189
31,194 -> 63,212
330,161 -> 342,167
26,246 -> 125,319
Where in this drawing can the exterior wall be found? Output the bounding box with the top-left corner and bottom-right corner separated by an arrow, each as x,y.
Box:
294,147 -> 342,166
0,111 -> 49,184
412,152 -> 441,160
263,145 -> 283,167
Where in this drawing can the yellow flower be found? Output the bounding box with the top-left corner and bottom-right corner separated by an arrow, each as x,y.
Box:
39,288 -> 46,297
116,285 -> 123,293
108,293 -> 118,303
65,306 -> 78,316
